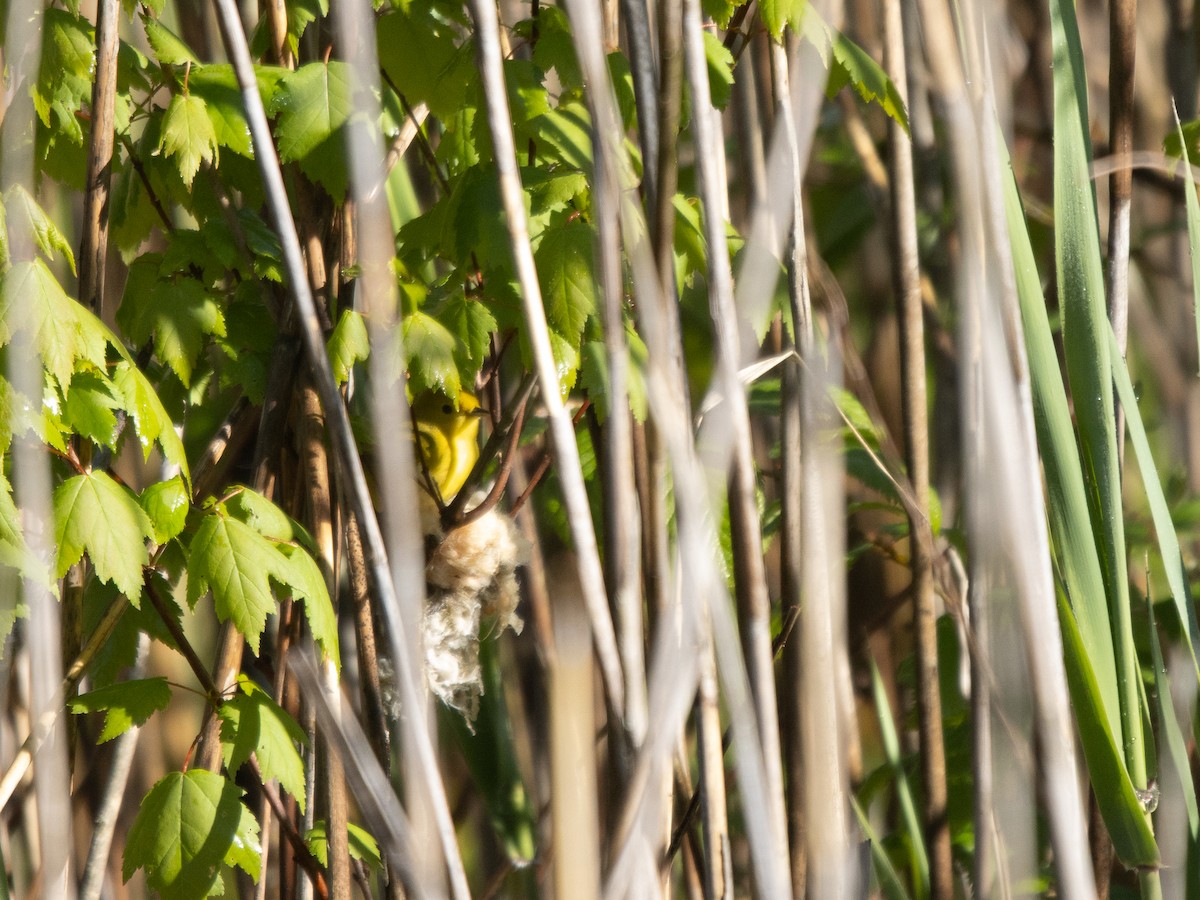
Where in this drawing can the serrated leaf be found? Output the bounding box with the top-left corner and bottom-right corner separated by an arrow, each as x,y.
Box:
120,275 -> 226,387
273,543 -> 338,663
123,769 -> 260,899
64,369 -> 122,447
143,17 -> 200,66
327,309 -> 369,384
187,65 -> 253,157
141,475 -> 190,544
378,7 -> 475,119
431,291 -> 497,379
54,471 -> 154,598
704,32 -> 735,111
157,93 -> 219,187
70,677 -> 171,742
187,513 -> 279,654
529,7 -> 581,88
532,101 -> 592,172
3,184 -> 76,273
111,360 -> 190,483
535,219 -> 596,347
305,821 -> 382,870
827,31 -> 909,134
268,61 -> 354,201
224,488 -> 303,543
0,259 -> 107,389
403,309 -> 461,397
760,0 -> 807,40
34,9 -> 95,138
219,675 -> 307,811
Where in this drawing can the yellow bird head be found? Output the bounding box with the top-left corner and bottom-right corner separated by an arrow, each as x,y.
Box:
412,390 -> 484,501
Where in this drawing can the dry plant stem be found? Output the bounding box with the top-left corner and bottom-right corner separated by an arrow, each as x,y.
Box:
467,0 -> 627,721
79,0 -> 120,313
214,2 -> 470,895
682,0 -> 790,877
80,634 -> 147,900
563,0 -> 648,749
347,510 -> 392,768
696,655 -> 732,900
767,39 -> 808,895
882,0 -> 952,896
1,9 -> 70,877
1107,0 -> 1136,364
299,380 -> 352,900
620,0 -> 660,209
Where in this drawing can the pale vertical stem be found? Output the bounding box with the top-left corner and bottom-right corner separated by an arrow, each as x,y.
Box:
550,584 -> 601,900
681,0 -> 790,880
79,0 -> 120,313
882,0 -> 952,896
213,0 -> 468,895
80,635 -> 148,900
1108,0 -> 1135,482
299,382 -> 351,900
1,1 -> 74,894
620,0 -> 660,212
466,0 -> 627,721
565,0 -> 648,755
766,37 -> 808,899
695,648 -> 731,900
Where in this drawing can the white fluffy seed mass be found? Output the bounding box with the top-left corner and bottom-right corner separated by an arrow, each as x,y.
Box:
421,493 -> 525,721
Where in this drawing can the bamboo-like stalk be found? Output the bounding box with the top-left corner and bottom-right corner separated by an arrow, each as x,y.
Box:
298,381 -> 351,900
881,1 -> 952,896
681,0 -> 790,885
211,2 -> 470,896
78,0 -> 120,314
0,2 -> 74,893
767,36 -> 810,899
1107,0 -> 1136,363
466,0 -> 627,723
564,0 -> 648,756
695,654 -> 731,900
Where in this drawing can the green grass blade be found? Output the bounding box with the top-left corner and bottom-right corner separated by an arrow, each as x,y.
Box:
1146,597 -> 1199,833
851,796 -> 913,900
1002,153 -> 1121,738
1057,587 -> 1159,868
1172,107 -> 1200,376
869,659 -> 929,899
1108,325 -> 1200,680
1049,0 -> 1143,781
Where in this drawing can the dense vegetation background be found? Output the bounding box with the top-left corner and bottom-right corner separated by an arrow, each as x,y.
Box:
0,0 -> 1199,897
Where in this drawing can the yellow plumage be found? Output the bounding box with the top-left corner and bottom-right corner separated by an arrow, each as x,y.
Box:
412,390 -> 483,501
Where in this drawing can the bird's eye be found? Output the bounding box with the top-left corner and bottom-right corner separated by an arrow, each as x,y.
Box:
442,403 -> 453,414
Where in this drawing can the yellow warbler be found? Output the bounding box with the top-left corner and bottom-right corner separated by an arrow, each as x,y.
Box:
412,390 -> 483,501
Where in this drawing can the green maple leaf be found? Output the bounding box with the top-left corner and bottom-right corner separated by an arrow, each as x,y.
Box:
2,185 -> 76,273
535,219 -> 596,348
306,821 -> 382,870
0,259 -> 107,390
219,675 -> 307,811
268,61 -> 354,200
123,769 -> 261,898
704,32 -> 735,110
157,92 -> 219,187
759,0 -> 807,40
54,471 -> 154,598
187,65 -> 253,157
327,309 -> 369,385
111,360 -> 191,484
273,543 -> 338,664
402,309 -> 461,397
187,513 -> 280,654
120,273 -> 226,387
143,16 -> 199,66
140,475 -> 190,544
377,7 -> 474,120
64,370 -> 122,447
431,291 -> 497,378
69,677 -> 171,742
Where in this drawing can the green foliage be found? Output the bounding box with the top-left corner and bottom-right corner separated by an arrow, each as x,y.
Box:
69,677 -> 172,742
305,821 -> 382,870
123,769 -> 261,898
54,471 -> 154,599
219,675 -> 307,812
